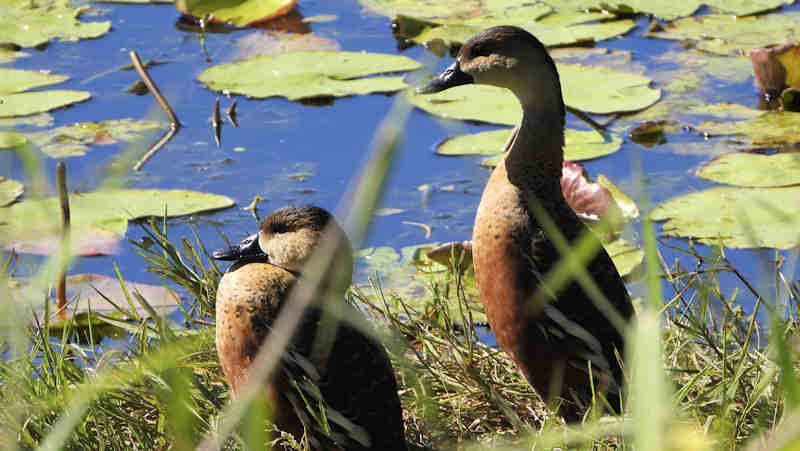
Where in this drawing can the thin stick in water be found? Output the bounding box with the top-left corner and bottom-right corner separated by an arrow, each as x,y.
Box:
56,162 -> 70,320
129,50 -> 180,126
212,97 -> 221,147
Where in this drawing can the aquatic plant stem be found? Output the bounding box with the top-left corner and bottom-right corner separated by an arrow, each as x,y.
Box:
130,51 -> 180,126
56,162 -> 70,320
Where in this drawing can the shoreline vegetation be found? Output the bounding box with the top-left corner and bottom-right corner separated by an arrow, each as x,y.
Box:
1,214 -> 798,450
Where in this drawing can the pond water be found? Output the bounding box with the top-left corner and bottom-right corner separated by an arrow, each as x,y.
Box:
3,0 -> 799,320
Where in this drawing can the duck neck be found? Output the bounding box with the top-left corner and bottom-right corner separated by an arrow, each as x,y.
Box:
504,104 -> 566,211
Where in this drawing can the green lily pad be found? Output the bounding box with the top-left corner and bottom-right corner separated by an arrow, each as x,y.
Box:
360,0 -> 484,19
198,51 -> 421,100
0,48 -> 29,63
694,152 -> 800,188
0,189 -> 235,249
542,0 -> 792,21
409,64 -> 659,123
175,0 -> 294,27
699,111 -> 800,148
356,243 -> 487,323
0,90 -> 91,118
0,0 -> 111,48
0,69 -> 69,95
0,177 -> 23,206
657,51 -> 753,85
439,128 -> 622,162
27,119 -> 166,158
651,186 -> 800,249
31,273 -> 179,330
604,238 -> 644,277
382,1 -> 636,48
0,130 -> 26,148
597,175 -> 639,221
649,12 -> 800,56
0,113 -> 53,128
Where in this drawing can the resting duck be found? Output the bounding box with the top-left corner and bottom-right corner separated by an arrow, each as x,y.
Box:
214,205 -> 407,449
420,26 -> 634,419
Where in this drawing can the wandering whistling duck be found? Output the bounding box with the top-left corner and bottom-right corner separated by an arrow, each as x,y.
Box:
420,26 -> 634,419
213,205 -> 407,450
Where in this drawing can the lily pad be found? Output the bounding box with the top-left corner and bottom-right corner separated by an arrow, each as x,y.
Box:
604,238 -> 644,277
649,12 -> 800,56
175,0 -> 295,27
542,0 -> 793,21
0,130 -> 26,148
0,189 -> 235,251
0,48 -> 29,63
5,226 -> 122,256
198,51 -> 421,100
698,111 -> 800,148
234,31 -> 340,60
439,128 -> 622,162
384,1 -> 636,48
0,90 -> 91,118
0,176 -> 23,206
27,119 -> 166,158
694,152 -> 800,188
360,0 -> 484,19
409,63 -> 659,122
0,69 -> 68,95
0,0 -> 111,48
34,273 -> 179,326
651,186 -> 800,249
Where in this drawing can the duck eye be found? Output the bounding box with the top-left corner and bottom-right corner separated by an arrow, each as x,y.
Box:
471,43 -> 491,57
270,223 -> 289,234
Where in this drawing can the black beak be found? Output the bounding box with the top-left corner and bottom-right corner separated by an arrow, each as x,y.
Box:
212,233 -> 267,261
417,60 -> 474,94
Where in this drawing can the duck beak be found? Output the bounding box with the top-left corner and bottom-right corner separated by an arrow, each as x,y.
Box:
212,233 -> 267,261
417,60 -> 474,94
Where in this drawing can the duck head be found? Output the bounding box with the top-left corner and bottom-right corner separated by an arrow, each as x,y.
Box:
214,205 -> 353,288
419,25 -> 564,115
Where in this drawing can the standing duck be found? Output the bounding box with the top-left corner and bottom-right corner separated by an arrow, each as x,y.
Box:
420,26 -> 634,419
213,205 -> 407,450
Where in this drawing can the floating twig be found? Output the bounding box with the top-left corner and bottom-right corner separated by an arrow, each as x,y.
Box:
212,97 -> 221,147
129,50 -> 181,171
226,100 -> 238,127
129,50 -> 180,126
133,127 -> 179,172
565,105 -> 607,133
56,162 -> 70,320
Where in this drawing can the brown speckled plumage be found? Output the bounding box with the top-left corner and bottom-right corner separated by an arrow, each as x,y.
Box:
423,26 -> 634,419
215,206 -> 407,450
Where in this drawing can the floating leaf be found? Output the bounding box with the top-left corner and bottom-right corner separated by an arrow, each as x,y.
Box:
175,0 -> 295,27
0,69 -> 68,95
198,51 -> 421,100
597,175 -> 639,220
604,238 -> 644,277
649,12 -> 800,56
0,130 -> 26,148
0,0 -> 111,48
651,186 -> 800,249
699,111 -> 800,148
439,128 -> 621,163
0,176 -> 23,206
0,48 -> 29,63
27,119 -> 166,158
384,1 -> 635,48
32,273 -> 179,327
360,0 -> 484,19
0,90 -> 91,118
694,152 -> 800,188
542,0 -> 793,21
0,189 -> 235,250
4,226 -> 122,256
234,31 -> 340,60
409,64 -> 659,123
